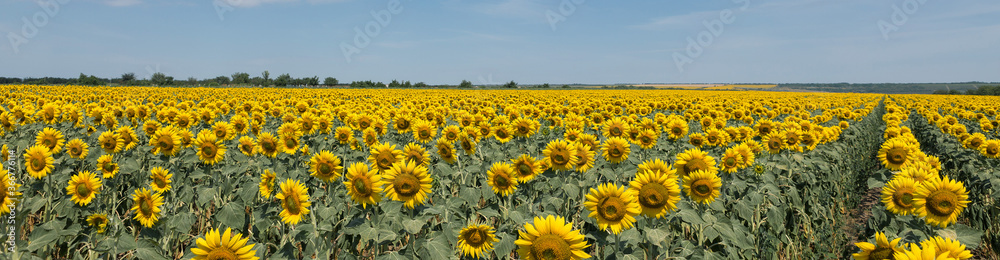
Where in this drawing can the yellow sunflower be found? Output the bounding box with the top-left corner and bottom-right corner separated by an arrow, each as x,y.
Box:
543,139 -> 578,172
275,179 -> 311,225
131,187 -> 164,228
635,128 -> 658,149
573,143 -> 596,173
402,142 -> 430,167
150,167 -> 172,193
35,127 -> 65,153
98,131 -> 124,154
278,134 -> 300,155
879,138 -> 915,171
512,117 -> 538,138
514,215 -> 591,260
369,143 -> 404,172
149,127 -> 182,156
704,128 -> 728,147
673,148 -> 718,178
511,154 -> 543,183
259,170 -> 277,199
116,126 -> 138,151
583,182 -> 641,235
96,154 -> 119,179
25,145 -> 54,179
733,143 -> 755,168
683,170 -> 722,204
881,176 -> 918,216
193,132 -> 227,165
487,162 -> 519,196
603,117 -> 630,139
343,162 -> 383,209
493,125 -> 513,144
65,138 -> 89,159
980,139 -> 1000,158
393,116 -> 413,133
458,224 -> 498,259
0,169 -> 22,214
458,133 -> 477,155
719,148 -> 743,174
212,121 -> 236,140
86,213 -> 109,234
602,137 -> 631,164
763,132 -> 786,154
335,126 -> 353,144
852,232 -> 903,260
310,150 -> 344,182
897,165 -> 936,184
628,169 -> 681,218
923,236 -> 973,260
362,128 -> 378,147
665,119 -> 688,140
913,176 -> 969,228
688,133 -> 706,148
190,227 -> 260,260
412,120 -> 437,143
442,125 -> 462,142
436,138 -> 458,164
381,161 -> 433,209
256,132 -> 280,158
238,136 -> 257,156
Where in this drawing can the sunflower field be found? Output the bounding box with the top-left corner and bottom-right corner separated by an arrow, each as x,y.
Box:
0,84 -> 997,260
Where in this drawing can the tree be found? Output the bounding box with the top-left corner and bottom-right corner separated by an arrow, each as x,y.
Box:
262,71 -> 271,86
187,77 -> 198,86
324,77 -> 339,86
214,76 -> 230,85
151,72 -> 168,86
307,76 -> 319,86
562,85 -> 570,88
77,73 -> 104,86
459,80 -> 473,88
231,72 -> 250,85
414,82 -> 428,88
250,76 -> 265,86
503,81 -> 518,88
541,83 -> 550,88
403,81 -> 412,88
121,73 -> 136,85
275,73 -> 291,86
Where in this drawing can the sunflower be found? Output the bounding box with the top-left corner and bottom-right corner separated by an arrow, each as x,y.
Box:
980,139 -> 1000,158
310,150 -> 344,182
436,138 -> 458,164
98,131 -> 124,154
458,224 -> 498,259
402,142 -> 430,167
344,162 -> 383,209
441,125 -> 462,142
96,155 -> 119,179
602,137 -> 631,164
131,187 -> 164,228
635,129 -> 658,149
683,170 -> 722,204
755,119 -> 776,137
493,125 -> 513,144
231,136 -> 254,157
190,227 -> 260,260
459,133 -> 477,155
733,143 -> 756,168
719,148 -> 743,174
259,170 -> 277,199
149,127 -> 182,156
512,117 -> 538,138
35,127 -> 65,153
577,133 -> 599,152
896,165 -> 936,184
881,176 -> 918,216
65,138 -> 89,159
782,130 -> 803,152
603,117 -> 630,139
628,169 -> 681,218
381,160 -> 433,209
178,128 -> 194,148
488,162 -> 519,196
193,132 -> 227,165
393,116 -> 413,133
256,132 -> 280,158
116,126 -> 138,151
275,179 -> 311,225
879,138 -> 915,171
583,182 -> 641,235
0,169 -> 22,214
149,167 -> 173,193
211,121 -> 236,141
573,143 -> 596,173
673,148 -> 718,178
25,145 -> 54,179
704,128 -> 728,147
923,236 -> 973,260
763,133 -> 785,154
412,120 -> 436,143
688,133 -> 706,148
564,128 -> 582,142
913,176 -> 969,228
279,134 -> 300,155
510,154 -> 542,183
514,215 -> 590,260
1,144 -> 9,162
543,139 -> 578,172
852,232 -> 903,260
362,128 -> 379,147
800,131 -> 818,151
335,126 -> 353,144
86,213 -> 109,234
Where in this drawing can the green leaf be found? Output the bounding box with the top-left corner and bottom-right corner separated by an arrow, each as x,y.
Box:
939,224 -> 983,249
378,251 -> 409,260
135,247 -> 170,260
477,208 -> 499,218
217,203 -> 245,230
645,228 -> 669,246
377,229 -> 398,244
197,186 -> 216,207
678,209 -> 704,225
620,228 -> 641,245
403,217 -> 426,234
494,232 -> 516,258
424,239 -> 452,260
361,225 -> 378,244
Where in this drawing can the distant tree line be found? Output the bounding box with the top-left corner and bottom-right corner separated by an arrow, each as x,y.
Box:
934,85 -> 1000,96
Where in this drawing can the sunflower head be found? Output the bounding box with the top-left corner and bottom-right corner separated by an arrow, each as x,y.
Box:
511,154 -> 542,183
131,187 -> 164,228
402,142 -> 430,167
238,136 -> 257,156
881,176 -> 919,216
514,215 -> 591,260
601,137 -> 631,164
879,138 -> 914,171
190,227 -> 260,260
488,162 -> 519,196
458,224 -> 498,259
275,179 -> 311,225
673,148 -> 717,178
24,145 -> 55,179
913,176 -> 970,228
259,170 -> 277,199
98,131 -> 124,154
65,139 -> 89,159
382,160 -> 433,209
256,132 -> 280,158
543,139 -> 578,171
86,213 -> 109,234
436,138 -> 457,164
193,132 -> 227,165
628,169 -> 681,218
35,127 -> 65,154
683,170 -> 722,204
343,162 -> 383,209
149,167 -> 173,193
852,232 -> 903,260
310,150 -> 344,182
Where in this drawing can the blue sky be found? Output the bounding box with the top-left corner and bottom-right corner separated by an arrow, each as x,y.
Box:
1,0 -> 998,85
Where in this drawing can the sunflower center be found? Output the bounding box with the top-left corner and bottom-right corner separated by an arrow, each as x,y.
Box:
768,139 -> 782,150
517,163 -> 532,176
724,157 -> 737,168
154,176 -> 167,188
319,163 -> 332,176
496,130 -> 508,139
103,140 -> 116,150
462,140 -> 472,150
988,146 -> 999,155
353,178 -> 371,196
205,247 -> 238,260
71,147 -> 82,156
641,136 -> 651,144
893,188 -> 915,208
284,195 -> 302,215
671,127 -> 682,135
707,135 -> 718,143
598,196 -> 627,221
158,137 -> 173,150
610,147 -> 623,157
31,158 -> 45,171
531,234 -> 572,260
42,138 -> 53,147
76,183 -> 92,197
103,163 -> 115,172
284,138 -> 297,149
887,147 -> 908,164
926,190 -> 958,216
639,183 -> 669,208
262,140 -> 276,151
494,173 -> 511,189
202,145 -> 217,157
870,246 -> 894,260
610,127 -> 622,136
464,229 -> 487,247
692,179 -> 713,197
393,173 -> 421,197
397,121 -> 409,129
552,153 -> 568,165
682,160 -> 707,176
419,130 -> 430,139
215,130 -> 226,139
447,132 -> 456,140
139,199 -> 153,216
